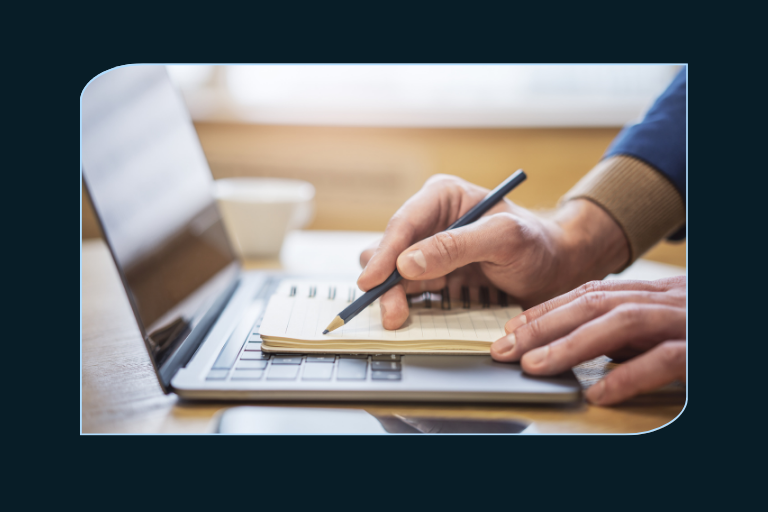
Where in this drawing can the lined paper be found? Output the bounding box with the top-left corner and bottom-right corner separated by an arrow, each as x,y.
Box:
260,280 -> 522,342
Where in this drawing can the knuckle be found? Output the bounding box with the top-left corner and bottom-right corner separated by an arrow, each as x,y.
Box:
386,211 -> 416,234
431,231 -> 463,264
580,291 -> 608,312
523,318 -> 543,341
484,214 -> 527,265
535,298 -> 558,317
425,174 -> 462,190
490,213 -> 525,240
580,280 -> 604,297
492,211 -> 518,228
613,303 -> 645,326
657,341 -> 685,369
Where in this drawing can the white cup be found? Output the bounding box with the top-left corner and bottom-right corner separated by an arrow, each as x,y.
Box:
213,177 -> 315,258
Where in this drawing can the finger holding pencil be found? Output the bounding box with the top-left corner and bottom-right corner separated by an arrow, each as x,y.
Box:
323,170 -> 527,334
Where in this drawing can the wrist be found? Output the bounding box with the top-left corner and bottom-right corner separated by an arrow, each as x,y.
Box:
552,199 -> 630,289
560,155 -> 685,262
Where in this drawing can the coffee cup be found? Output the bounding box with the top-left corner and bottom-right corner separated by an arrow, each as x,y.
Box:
213,177 -> 315,258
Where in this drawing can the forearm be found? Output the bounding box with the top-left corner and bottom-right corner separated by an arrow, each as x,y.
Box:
537,153 -> 686,303
548,198 -> 630,296
561,155 -> 685,264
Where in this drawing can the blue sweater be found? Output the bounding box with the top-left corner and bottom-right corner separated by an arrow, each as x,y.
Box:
604,67 -> 686,240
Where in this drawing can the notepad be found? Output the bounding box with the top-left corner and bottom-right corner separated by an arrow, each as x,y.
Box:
259,280 -> 522,354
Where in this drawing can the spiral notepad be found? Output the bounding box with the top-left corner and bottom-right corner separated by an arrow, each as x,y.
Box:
259,279 -> 522,354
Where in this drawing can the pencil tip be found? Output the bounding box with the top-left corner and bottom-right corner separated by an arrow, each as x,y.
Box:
323,316 -> 345,334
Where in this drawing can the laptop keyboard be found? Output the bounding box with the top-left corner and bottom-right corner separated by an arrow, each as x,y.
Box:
206,340 -> 403,382
206,277 -> 403,383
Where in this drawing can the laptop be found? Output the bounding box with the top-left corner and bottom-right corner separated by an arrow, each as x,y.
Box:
81,66 -> 581,403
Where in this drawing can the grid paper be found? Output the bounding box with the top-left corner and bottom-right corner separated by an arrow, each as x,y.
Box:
259,280 -> 522,342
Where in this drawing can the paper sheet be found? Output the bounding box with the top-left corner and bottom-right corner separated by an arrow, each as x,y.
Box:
259,280 -> 522,342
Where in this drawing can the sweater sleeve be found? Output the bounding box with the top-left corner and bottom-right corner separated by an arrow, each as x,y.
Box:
561,67 -> 687,266
561,155 -> 685,265
602,66 -> 687,241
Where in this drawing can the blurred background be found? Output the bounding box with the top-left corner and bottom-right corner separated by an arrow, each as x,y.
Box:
81,64 -> 685,267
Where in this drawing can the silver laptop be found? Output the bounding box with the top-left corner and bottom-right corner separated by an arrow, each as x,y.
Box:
81,66 -> 581,403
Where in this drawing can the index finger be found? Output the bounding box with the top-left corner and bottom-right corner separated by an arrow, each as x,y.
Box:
357,176 -> 487,291
504,279 -> 677,333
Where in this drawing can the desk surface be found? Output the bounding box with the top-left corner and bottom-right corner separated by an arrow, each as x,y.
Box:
81,231 -> 686,434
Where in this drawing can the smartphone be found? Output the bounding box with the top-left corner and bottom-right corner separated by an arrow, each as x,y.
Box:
215,406 -> 536,434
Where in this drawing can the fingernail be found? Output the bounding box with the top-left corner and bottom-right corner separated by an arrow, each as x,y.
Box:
493,333 -> 516,356
525,345 -> 549,366
587,380 -> 606,404
506,314 -> 527,333
399,250 -> 427,278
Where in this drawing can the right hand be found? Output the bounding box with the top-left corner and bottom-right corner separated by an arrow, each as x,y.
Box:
357,174 -> 630,330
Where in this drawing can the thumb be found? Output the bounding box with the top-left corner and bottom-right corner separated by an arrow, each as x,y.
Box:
396,213 -> 517,280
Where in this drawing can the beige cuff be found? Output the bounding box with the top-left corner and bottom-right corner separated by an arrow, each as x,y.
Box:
561,155 -> 685,265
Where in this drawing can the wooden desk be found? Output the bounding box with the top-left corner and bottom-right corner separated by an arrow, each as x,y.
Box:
81,231 -> 686,434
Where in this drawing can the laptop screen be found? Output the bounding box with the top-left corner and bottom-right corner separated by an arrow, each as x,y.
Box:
82,66 -> 238,368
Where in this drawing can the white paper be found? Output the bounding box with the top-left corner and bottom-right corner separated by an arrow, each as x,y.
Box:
259,280 -> 522,342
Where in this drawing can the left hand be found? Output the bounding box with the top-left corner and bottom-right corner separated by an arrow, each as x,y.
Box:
490,276 -> 686,405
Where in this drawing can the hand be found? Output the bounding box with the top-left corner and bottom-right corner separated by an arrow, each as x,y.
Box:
490,276 -> 686,405
358,174 -> 629,330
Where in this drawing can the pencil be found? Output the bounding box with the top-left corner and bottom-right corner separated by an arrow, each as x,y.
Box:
322,169 -> 527,334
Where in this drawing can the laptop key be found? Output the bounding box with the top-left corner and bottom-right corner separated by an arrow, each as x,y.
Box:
372,371 -> 402,381
231,370 -> 264,380
272,355 -> 304,365
211,336 -> 247,370
267,365 -> 300,380
337,358 -> 368,380
302,363 -> 334,380
244,342 -> 262,351
206,369 -> 229,380
236,360 -> 268,370
307,356 -> 335,363
371,361 -> 401,371
372,355 -> 401,362
240,350 -> 269,360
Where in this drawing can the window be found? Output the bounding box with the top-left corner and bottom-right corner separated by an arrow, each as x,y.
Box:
168,64 -> 681,127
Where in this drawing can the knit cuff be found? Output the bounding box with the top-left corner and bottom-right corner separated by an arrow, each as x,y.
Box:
561,155 -> 685,265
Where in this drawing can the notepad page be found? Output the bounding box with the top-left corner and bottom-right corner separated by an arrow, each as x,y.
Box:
259,280 -> 522,342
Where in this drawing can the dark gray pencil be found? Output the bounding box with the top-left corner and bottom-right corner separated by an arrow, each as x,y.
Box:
323,169 -> 527,334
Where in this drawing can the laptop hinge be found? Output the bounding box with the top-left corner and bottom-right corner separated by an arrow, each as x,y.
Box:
156,276 -> 241,393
